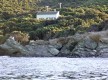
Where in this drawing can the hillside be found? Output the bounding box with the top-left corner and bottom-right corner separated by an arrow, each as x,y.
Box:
0,0 -> 108,42
38,0 -> 108,7
0,0 -> 37,19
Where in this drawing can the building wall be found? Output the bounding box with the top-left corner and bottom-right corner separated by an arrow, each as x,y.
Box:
56,12 -> 60,18
37,12 -> 60,20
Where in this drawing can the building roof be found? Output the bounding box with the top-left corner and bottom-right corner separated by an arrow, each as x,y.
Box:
37,11 -> 59,15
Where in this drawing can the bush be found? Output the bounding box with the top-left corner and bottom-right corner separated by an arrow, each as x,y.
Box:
10,31 -> 29,45
89,34 -> 101,42
1,12 -> 15,20
0,35 -> 10,44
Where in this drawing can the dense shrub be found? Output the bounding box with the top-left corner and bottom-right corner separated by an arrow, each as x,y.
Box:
10,31 -> 29,45
89,34 -> 101,43
0,4 -> 108,40
0,34 -> 10,44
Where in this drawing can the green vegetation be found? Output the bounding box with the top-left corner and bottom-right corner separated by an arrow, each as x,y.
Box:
0,0 -> 37,19
38,0 -> 108,7
0,0 -> 108,41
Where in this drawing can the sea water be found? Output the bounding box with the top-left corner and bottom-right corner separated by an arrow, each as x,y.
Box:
0,56 -> 108,80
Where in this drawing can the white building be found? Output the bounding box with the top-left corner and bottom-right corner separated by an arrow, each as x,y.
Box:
36,11 -> 60,20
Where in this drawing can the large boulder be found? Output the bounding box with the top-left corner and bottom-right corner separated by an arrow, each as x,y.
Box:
70,31 -> 108,57
0,37 -> 28,56
25,42 -> 59,57
58,38 -> 77,57
96,42 -> 108,58
71,37 -> 98,57
26,45 -> 59,57
0,38 -> 59,57
49,38 -> 62,49
57,33 -> 91,57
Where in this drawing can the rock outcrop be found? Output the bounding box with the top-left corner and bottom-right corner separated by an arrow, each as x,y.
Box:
1,30 -> 108,57
0,38 -> 59,57
0,37 -> 28,56
71,37 -> 98,57
25,40 -> 59,57
69,30 -> 108,57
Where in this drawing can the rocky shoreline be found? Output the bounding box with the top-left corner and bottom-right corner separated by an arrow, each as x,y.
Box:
1,30 -> 108,57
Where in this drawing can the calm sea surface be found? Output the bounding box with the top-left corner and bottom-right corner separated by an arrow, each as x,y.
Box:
0,56 -> 108,80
